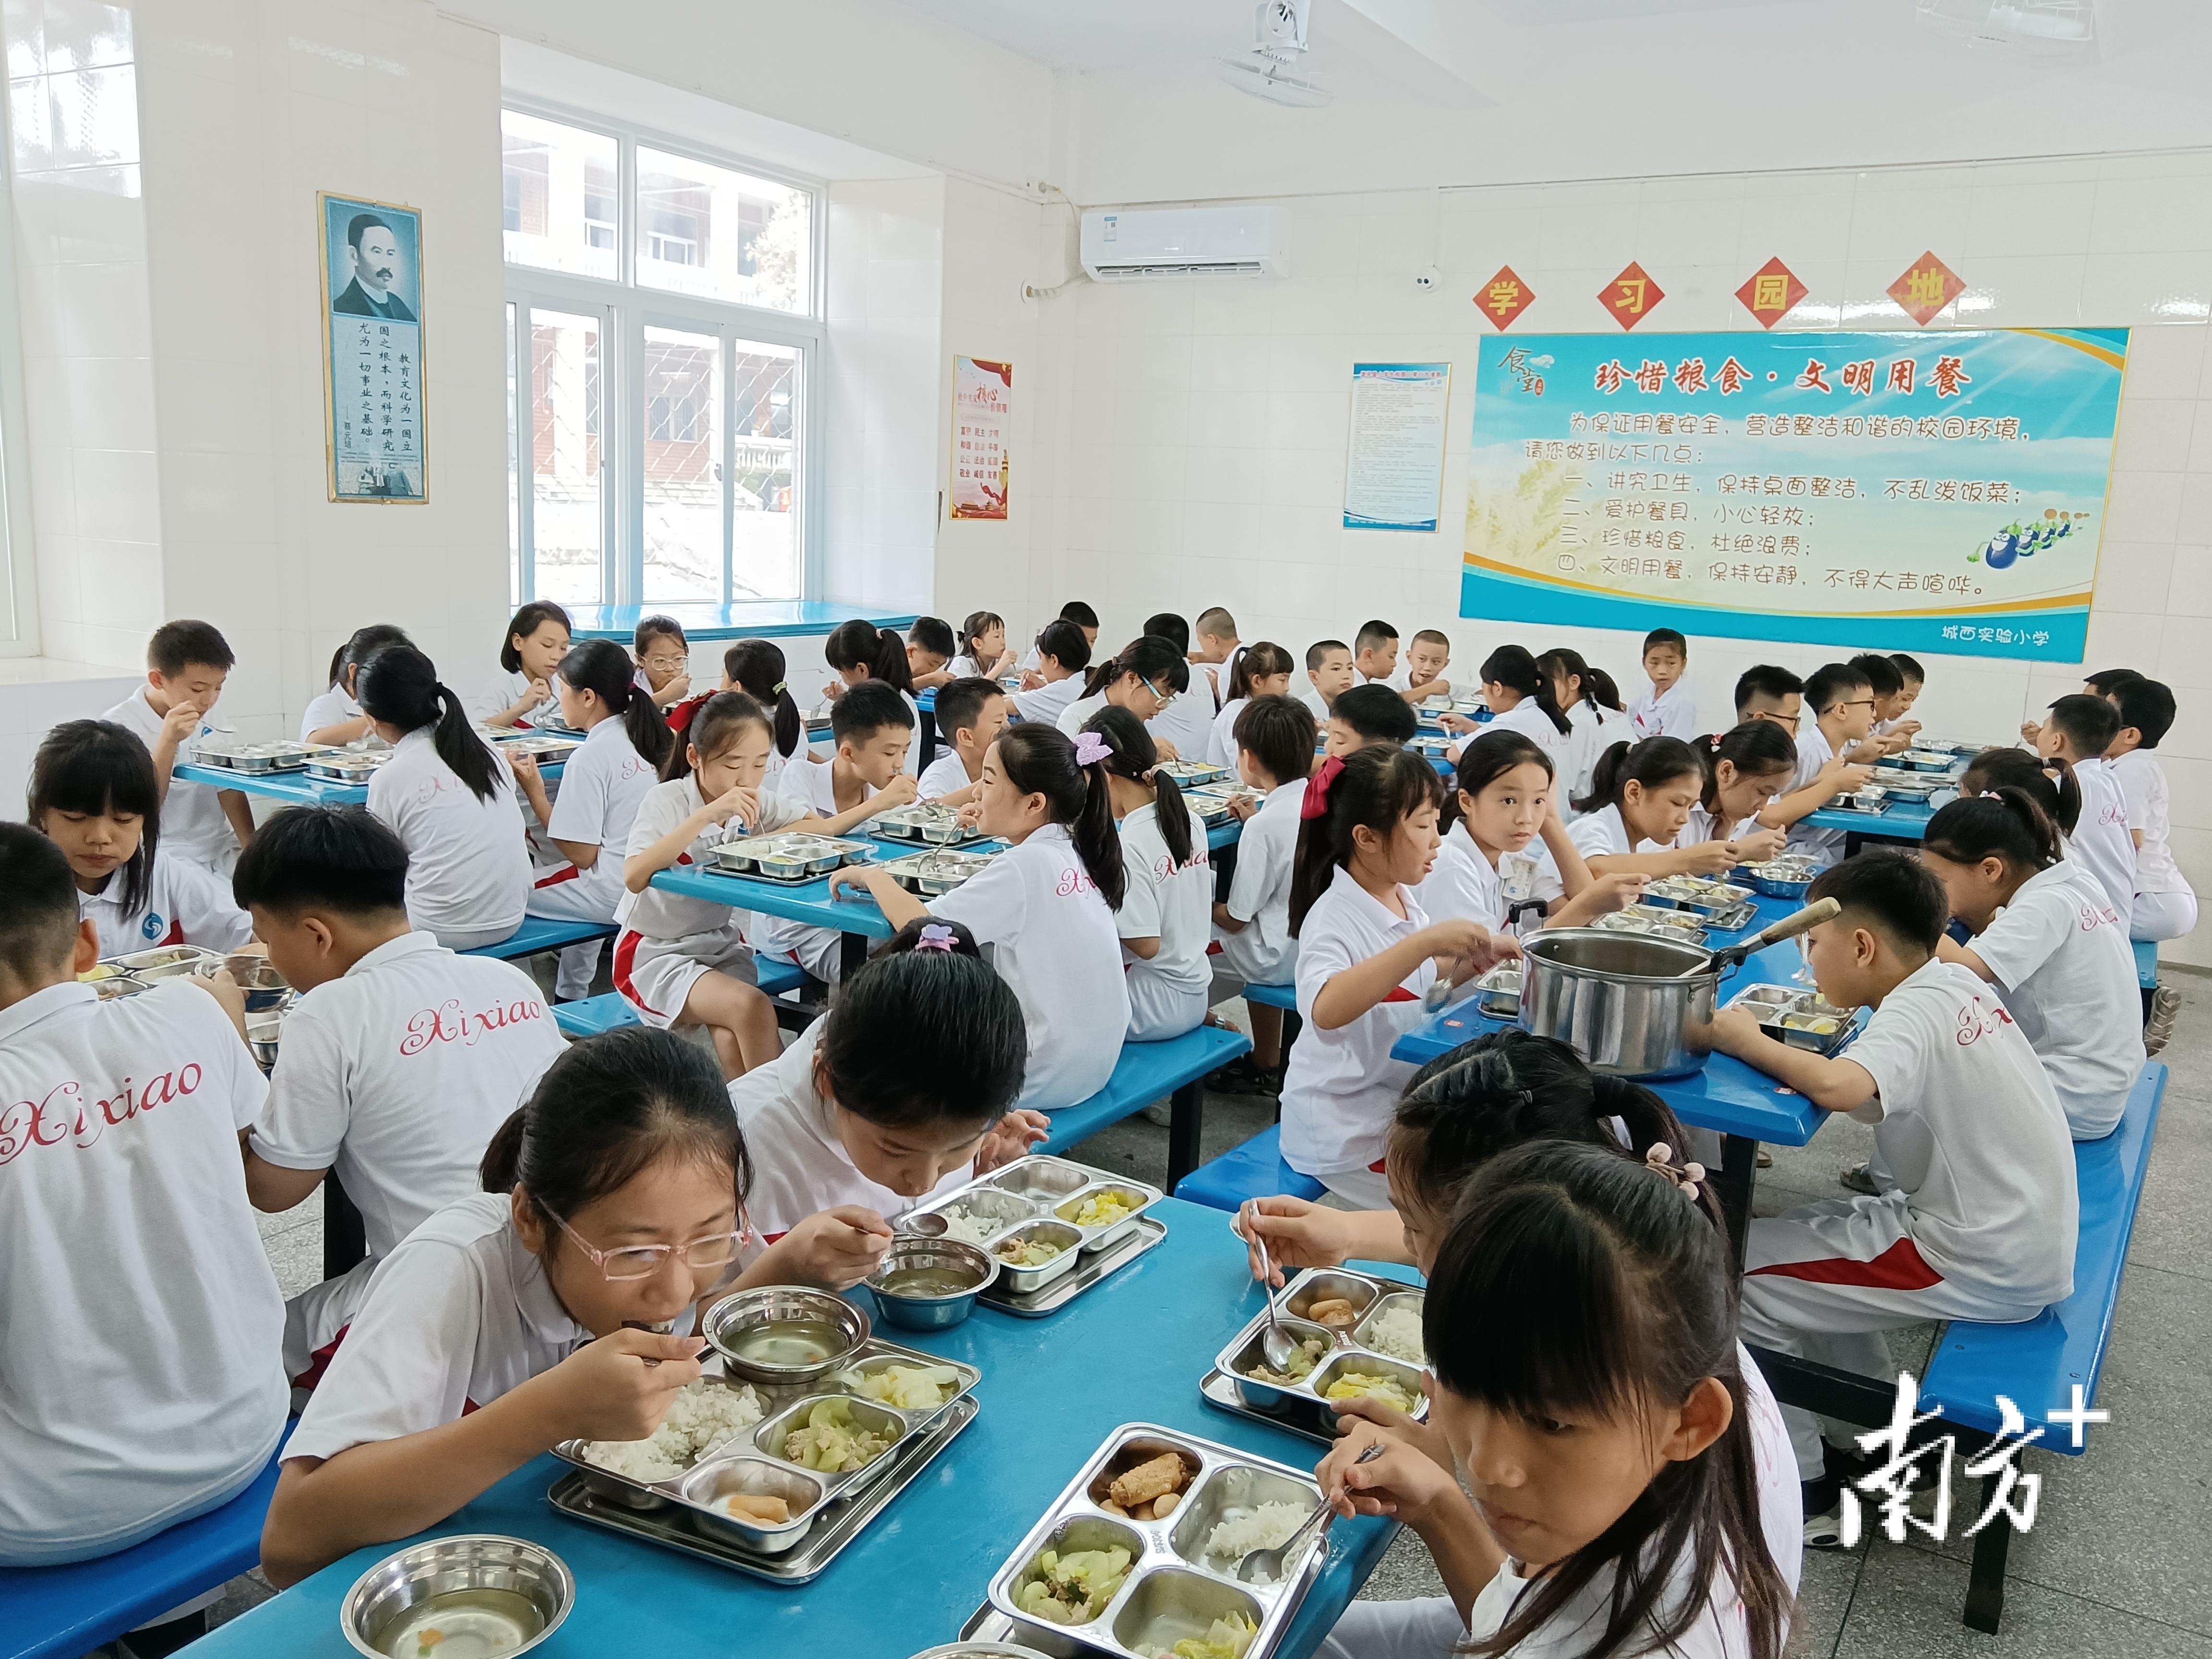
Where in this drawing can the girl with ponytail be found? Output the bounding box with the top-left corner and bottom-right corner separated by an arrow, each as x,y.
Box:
719,638 -> 805,793
1444,643 -> 1572,762
264,1028 -> 903,1587
1241,1030 -> 1801,1659
1279,745 -> 1519,1209
303,622 -> 412,745
1566,735 -> 1743,879
834,722 -> 1130,1110
1538,646 -> 1628,810
823,619 -> 923,772
1207,640 -> 1294,771
1426,730 -> 1642,937
1681,721 -> 1795,858
1056,634 -> 1191,757
949,610 -> 1013,681
1084,705 -> 1212,1041
358,645 -> 531,950
1922,787 -> 2142,1138
1960,745 -> 2080,836
514,638 -> 676,999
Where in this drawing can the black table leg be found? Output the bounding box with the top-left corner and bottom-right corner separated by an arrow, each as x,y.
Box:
839,929 -> 870,982
1715,1133 -> 1759,1266
1965,1469 -> 2013,1633
323,1170 -> 367,1281
1166,1079 -> 1205,1191
917,709 -> 938,770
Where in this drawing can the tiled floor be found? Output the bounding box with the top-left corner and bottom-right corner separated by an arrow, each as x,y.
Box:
181,973 -> 2212,1658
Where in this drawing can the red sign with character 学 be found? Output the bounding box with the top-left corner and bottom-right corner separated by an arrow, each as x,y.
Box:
1601,263 -> 1664,331
1474,265 -> 1535,330
1735,257 -> 1808,329
1888,252 -> 1966,326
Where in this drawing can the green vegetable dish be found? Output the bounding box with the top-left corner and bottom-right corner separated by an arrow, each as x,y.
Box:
1016,1545 -> 1132,1625
779,1398 -> 897,1473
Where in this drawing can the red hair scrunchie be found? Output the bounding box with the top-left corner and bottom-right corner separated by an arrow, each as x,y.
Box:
668,692 -> 713,734
1302,755 -> 1345,820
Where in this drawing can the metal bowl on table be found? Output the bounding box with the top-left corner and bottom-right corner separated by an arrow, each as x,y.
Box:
223,953 -> 291,1012
245,1003 -> 289,1070
704,1286 -> 871,1386
1516,927 -> 1716,1081
339,1534 -> 573,1659
866,1237 -> 1000,1330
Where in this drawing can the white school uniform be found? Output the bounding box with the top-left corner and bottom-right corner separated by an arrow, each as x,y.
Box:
300,685 -> 363,742
1562,698 -> 1628,811
1566,803 -> 1663,862
1011,675 -> 1080,728
729,1023 -> 978,1240
1458,697 -> 1571,763
80,851 -> 252,959
2068,756 -> 2137,938
524,719 -> 660,997
101,684 -> 239,874
368,727 -> 533,951
472,669 -> 561,728
1213,778 -> 1306,987
614,775 -> 808,1023
285,1192 -> 603,1468
2111,748 -> 2196,940
1738,957 -> 2077,1479
928,823 -> 1129,1110
1280,865 -> 1436,1209
917,751 -> 975,800
1118,802 -> 1214,1041
251,933 -> 565,1379
899,688 -> 926,773
1056,690 -> 1111,738
0,981 -> 285,1565
1970,860 -> 2143,1139
748,757 -> 870,982
1782,723 -> 1845,865
1420,824 -> 1562,934
1627,680 -> 1696,739
1148,670 -> 1219,763
1680,802 -> 1759,847
1206,696 -> 1250,770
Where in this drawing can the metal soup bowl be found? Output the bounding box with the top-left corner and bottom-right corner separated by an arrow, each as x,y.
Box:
866,1238 -> 999,1330
339,1534 -> 573,1659
703,1286 -> 870,1386
1516,927 -> 1716,1080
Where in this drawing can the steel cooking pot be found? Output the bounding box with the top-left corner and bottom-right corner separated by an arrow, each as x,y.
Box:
1516,927 -> 1715,1080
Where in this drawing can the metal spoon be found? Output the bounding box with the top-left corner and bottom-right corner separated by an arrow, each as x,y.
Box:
1675,897 -> 1840,978
1238,1444 -> 1382,1585
1250,1230 -> 1302,1375
896,1210 -> 950,1238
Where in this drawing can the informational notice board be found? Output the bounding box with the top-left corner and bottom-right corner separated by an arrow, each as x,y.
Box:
1461,328 -> 2129,661
1344,362 -> 1451,531
950,356 -> 1011,521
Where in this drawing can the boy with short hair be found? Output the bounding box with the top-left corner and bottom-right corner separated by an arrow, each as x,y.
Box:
0,821 -> 286,1580
1713,850 -> 2078,1534
1848,652 -> 1917,754
1781,662 -> 1881,863
1301,638 -> 1356,722
1144,611 -> 1218,760
1324,684 -> 1419,758
1012,619 -> 1090,727
1211,694 -> 1319,1092
2038,692 -> 2134,937
1019,600 -> 1100,671
1192,606 -> 1240,668
906,616 -> 957,691
1734,664 -> 1803,730
1352,619 -> 1400,688
1887,653 -> 1926,730
1627,627 -> 1697,738
2108,677 -> 2194,946
1396,628 -> 1453,704
757,682 -> 921,980
233,806 -> 565,1387
102,619 -> 255,874
918,676 -> 1010,805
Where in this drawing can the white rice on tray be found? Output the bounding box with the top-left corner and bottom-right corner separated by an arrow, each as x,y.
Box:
1363,1301 -> 1425,1365
579,1379 -> 765,1483
1204,1501 -> 1309,1584
936,1204 -> 999,1245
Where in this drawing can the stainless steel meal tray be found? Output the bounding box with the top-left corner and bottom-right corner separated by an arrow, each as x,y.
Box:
1895,750 -> 1965,773
1407,734 -> 1455,759
1591,903 -> 1710,945
1724,983 -> 1861,1054
1471,962 -> 1521,1018
1640,878 -> 1757,929
1179,786 -> 1249,826
500,735 -> 581,761
551,1340 -> 980,1530
1154,759 -> 1228,788
82,969 -> 149,1000
910,1155 -> 1166,1259
1212,1269 -> 1430,1436
1824,786 -> 1890,813
304,751 -> 391,781
874,803 -> 990,845
706,834 -> 872,882
192,741 -> 328,773
985,1423 -> 1327,1659
105,944 -> 226,980
878,848 -> 997,896
1741,859 -> 1819,899
1867,769 -> 1938,800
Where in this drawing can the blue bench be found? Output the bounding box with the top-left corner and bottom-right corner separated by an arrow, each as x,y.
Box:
1755,1061 -> 2166,1633
1,1430 -> 289,1659
1172,1122 -> 1325,1211
552,958 -> 810,1041
1243,981 -> 1296,1011
461,917 -> 618,960
1039,1025 -> 1252,1190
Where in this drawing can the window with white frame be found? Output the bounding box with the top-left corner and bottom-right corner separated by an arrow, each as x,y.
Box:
501,106 -> 820,608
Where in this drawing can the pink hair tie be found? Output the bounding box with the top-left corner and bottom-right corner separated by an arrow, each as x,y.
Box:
1644,1141 -> 1706,1202
1073,731 -> 1112,767
914,924 -> 958,953
1302,756 -> 1345,821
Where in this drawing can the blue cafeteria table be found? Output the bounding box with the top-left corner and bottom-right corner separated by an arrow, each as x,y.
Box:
1801,796 -> 1936,851
184,1197 -> 1398,1659
564,602 -> 921,642
175,759 -> 565,810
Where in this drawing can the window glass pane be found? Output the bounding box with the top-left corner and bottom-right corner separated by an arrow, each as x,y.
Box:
502,110 -> 616,280
731,340 -> 801,600
528,309 -> 603,606
506,301 -> 520,602
642,325 -> 723,603
636,146 -> 810,314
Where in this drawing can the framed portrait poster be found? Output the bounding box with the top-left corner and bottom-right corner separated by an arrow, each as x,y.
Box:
319,192 -> 427,503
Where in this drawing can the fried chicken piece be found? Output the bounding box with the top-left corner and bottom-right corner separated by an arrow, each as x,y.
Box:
1108,1452 -> 1188,1510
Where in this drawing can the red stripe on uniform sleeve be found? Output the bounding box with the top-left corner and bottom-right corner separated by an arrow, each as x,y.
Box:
533,864 -> 584,890
1382,986 -> 1420,1003
1747,1236 -> 1946,1291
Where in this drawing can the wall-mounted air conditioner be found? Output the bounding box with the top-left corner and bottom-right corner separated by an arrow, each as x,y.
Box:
1080,206 -> 1290,282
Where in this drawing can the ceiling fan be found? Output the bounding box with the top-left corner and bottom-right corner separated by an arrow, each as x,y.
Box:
1215,0 -> 1335,107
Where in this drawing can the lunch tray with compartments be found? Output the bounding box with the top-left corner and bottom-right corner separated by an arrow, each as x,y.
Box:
1205,1269 -> 1428,1444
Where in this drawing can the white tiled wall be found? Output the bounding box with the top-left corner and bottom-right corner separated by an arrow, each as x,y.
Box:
1014,152 -> 2212,964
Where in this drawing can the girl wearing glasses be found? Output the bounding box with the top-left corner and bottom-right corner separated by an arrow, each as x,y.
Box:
1054,635 -> 1190,759
262,1028 -> 870,1587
